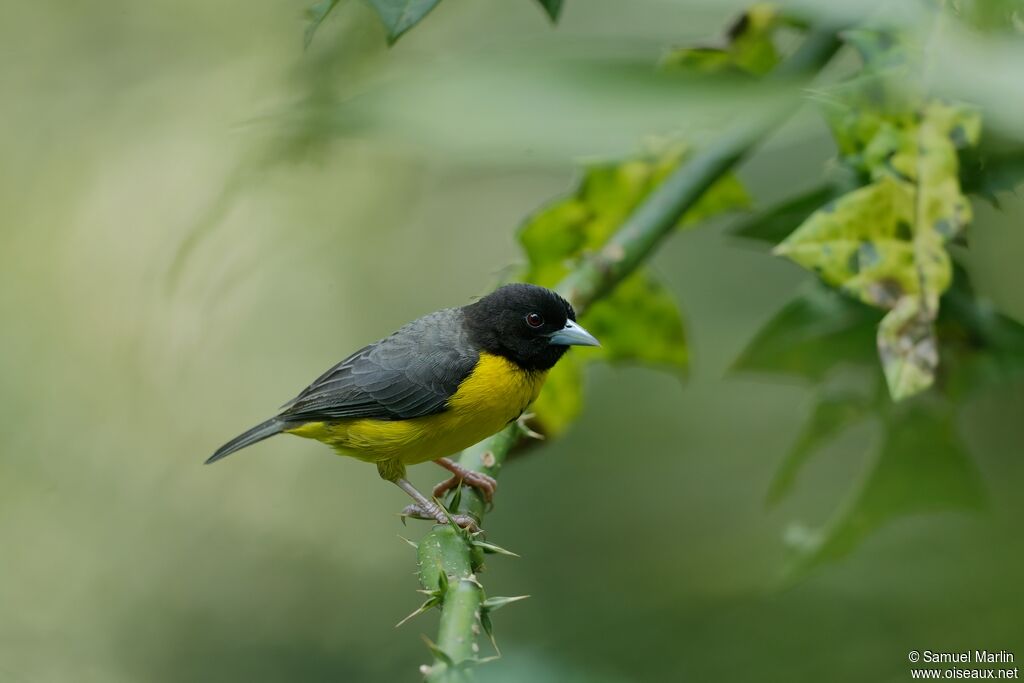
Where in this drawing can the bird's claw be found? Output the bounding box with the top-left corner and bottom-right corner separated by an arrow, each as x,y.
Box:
432,470 -> 498,504
400,503 -> 480,532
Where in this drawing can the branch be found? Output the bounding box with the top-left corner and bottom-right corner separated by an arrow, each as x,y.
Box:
415,27 -> 843,682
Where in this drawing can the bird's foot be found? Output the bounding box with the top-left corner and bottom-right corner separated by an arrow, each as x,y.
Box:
433,458 -> 497,504
400,502 -> 480,532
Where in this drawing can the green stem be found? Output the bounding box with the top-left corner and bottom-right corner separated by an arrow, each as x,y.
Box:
418,27 -> 843,682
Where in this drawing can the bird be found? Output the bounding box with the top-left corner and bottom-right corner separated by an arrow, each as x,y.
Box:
206,283 -> 600,529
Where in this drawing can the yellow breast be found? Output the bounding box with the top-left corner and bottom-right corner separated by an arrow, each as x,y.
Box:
286,352 -> 547,466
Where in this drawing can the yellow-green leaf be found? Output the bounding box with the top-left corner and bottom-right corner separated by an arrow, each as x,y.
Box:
582,270 -> 688,371
530,352 -> 583,438
877,296 -> 940,399
520,147 -> 750,288
773,176 -> 930,308
662,3 -> 782,77
776,102 -> 979,400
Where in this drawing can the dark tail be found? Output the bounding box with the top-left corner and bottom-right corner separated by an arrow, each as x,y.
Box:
205,418 -> 284,464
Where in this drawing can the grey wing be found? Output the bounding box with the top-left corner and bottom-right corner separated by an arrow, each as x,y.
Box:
278,309 -> 479,423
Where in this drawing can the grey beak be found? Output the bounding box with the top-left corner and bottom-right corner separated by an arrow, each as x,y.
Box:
548,320 -> 601,347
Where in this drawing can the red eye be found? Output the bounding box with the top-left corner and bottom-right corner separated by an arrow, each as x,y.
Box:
525,312 -> 544,328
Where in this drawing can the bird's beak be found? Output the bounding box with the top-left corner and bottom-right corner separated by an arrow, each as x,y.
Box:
548,320 -> 601,347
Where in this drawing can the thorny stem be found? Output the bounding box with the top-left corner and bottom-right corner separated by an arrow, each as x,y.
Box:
416,27 -> 843,683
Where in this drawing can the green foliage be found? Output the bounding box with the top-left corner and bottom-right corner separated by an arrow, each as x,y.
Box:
285,3 -> 1024,668
784,400 -> 988,578
765,389 -> 871,505
661,3 -> 783,76
584,271 -> 688,368
304,0 -> 342,49
960,139 -> 1024,207
732,184 -> 844,245
952,0 -> 1024,32
738,267 -> 1024,579
533,0 -> 564,23
366,0 -> 442,45
519,147 -> 750,434
774,25 -> 982,400
733,283 -> 879,381
311,0 -> 567,47
529,353 -> 584,437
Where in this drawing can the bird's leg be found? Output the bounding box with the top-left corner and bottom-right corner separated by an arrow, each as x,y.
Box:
377,461 -> 478,530
432,457 -> 498,504
392,478 -> 479,531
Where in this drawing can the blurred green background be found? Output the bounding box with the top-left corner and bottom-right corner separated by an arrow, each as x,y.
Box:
3,1 -> 1023,681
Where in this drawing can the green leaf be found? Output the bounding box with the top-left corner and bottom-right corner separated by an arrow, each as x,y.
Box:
731,184 -> 841,245
682,171 -> 752,226
960,145 -> 1024,206
530,352 -> 583,438
840,28 -> 913,73
662,3 -> 782,77
520,146 -> 750,289
785,402 -> 987,579
532,0 -> 563,22
583,270 -> 688,371
939,269 -> 1024,398
732,284 -> 880,382
304,0 -> 343,49
365,0 -> 442,45
766,390 -> 872,506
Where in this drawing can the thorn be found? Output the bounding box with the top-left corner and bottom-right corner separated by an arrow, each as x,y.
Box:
471,539 -> 520,557
516,413 -> 545,440
397,534 -> 418,549
395,596 -> 440,628
482,595 -> 530,612
422,635 -> 455,667
449,481 -> 463,511
479,610 -> 499,655
432,496 -> 460,531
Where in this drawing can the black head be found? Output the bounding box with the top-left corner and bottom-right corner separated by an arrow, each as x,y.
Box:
462,283 -> 600,371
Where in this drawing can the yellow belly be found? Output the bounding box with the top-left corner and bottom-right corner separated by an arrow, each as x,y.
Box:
285,352 -> 547,466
